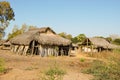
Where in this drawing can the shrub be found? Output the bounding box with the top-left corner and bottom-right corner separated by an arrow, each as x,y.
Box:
0,58 -> 5,73
41,63 -> 66,80
82,59 -> 120,80
80,58 -> 85,62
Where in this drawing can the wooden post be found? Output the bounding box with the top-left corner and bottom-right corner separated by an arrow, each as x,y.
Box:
31,41 -> 35,56
51,48 -> 53,56
14,45 -> 19,53
48,46 -> 50,56
68,48 -> 71,56
11,45 -> 15,52
38,45 -> 42,56
61,49 -> 64,56
87,38 -> 89,53
46,46 -> 48,57
17,45 -> 24,55
107,46 -> 108,52
99,47 -> 101,53
41,45 -> 45,57
38,45 -> 41,56
23,46 -> 29,55
91,45 -> 93,56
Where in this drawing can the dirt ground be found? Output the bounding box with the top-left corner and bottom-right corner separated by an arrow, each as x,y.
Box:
0,50 -> 93,80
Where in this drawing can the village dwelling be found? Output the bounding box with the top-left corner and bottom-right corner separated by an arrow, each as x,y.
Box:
69,43 -> 79,57
10,27 -> 71,57
0,40 -> 11,50
2,41 -> 11,50
81,37 -> 115,53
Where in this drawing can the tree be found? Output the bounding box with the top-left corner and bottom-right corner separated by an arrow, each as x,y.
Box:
110,34 -> 120,40
112,38 -> 120,45
8,24 -> 36,40
0,1 -> 15,39
71,37 -> 79,43
58,32 -> 72,40
8,25 -> 22,40
76,34 -> 86,42
105,37 -> 112,43
72,34 -> 86,43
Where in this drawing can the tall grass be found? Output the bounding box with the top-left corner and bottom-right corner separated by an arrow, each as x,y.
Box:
0,58 -> 5,73
113,49 -> 120,54
82,51 -> 120,80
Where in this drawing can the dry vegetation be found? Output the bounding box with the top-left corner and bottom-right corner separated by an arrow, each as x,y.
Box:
0,50 -> 93,80
0,50 -> 120,80
82,51 -> 120,80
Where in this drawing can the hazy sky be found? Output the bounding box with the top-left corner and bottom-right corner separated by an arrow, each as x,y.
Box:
4,0 -> 120,38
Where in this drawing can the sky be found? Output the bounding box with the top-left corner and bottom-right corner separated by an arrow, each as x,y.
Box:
3,0 -> 120,38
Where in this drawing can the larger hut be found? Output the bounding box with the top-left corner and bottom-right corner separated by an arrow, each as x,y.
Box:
10,27 -> 71,56
81,37 -> 115,52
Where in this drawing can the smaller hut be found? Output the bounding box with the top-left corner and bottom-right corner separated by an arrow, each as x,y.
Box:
0,40 -> 11,50
69,43 -> 79,57
81,37 -> 114,52
2,41 -> 11,50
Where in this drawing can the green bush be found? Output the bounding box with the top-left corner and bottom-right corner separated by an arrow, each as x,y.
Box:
0,58 -> 5,73
82,60 -> 120,80
42,66 -> 66,80
80,58 -> 85,62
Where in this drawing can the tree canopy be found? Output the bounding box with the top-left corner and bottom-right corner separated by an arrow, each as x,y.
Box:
58,32 -> 86,43
58,32 -> 72,40
8,24 -> 36,40
0,1 -> 15,39
112,38 -> 120,45
72,34 -> 86,43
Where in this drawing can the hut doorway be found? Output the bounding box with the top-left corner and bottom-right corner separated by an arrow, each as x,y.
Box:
29,40 -> 39,55
58,46 -> 70,56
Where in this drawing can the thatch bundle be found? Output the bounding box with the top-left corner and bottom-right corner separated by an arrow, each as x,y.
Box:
89,38 -> 110,48
10,27 -> 71,46
83,37 -> 117,49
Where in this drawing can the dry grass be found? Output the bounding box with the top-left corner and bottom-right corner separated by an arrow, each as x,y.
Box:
81,51 -> 120,80
0,50 -> 93,80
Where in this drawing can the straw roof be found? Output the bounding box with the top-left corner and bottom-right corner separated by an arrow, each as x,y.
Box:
10,27 -> 71,46
89,38 -> 110,48
82,37 -> 116,49
3,41 -> 11,45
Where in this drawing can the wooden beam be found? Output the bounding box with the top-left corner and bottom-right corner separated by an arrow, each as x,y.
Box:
23,46 -> 29,56
17,45 -> 24,55
31,41 -> 35,56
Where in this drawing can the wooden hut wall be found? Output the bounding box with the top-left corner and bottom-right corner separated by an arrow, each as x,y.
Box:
11,44 -> 70,57
38,45 -> 59,57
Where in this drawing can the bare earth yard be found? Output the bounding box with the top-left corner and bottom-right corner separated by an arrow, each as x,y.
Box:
0,50 -> 93,80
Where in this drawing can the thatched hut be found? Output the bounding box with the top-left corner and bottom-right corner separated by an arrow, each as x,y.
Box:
10,27 -> 71,56
0,40 -> 11,50
0,40 -> 6,45
81,37 -> 115,52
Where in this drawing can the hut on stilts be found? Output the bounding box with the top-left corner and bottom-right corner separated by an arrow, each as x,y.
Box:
10,27 -> 71,57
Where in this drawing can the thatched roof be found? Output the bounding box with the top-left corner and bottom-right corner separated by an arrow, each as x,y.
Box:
10,27 -> 71,46
89,38 -> 110,48
29,27 -> 56,34
3,41 -> 11,45
82,37 -> 116,49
